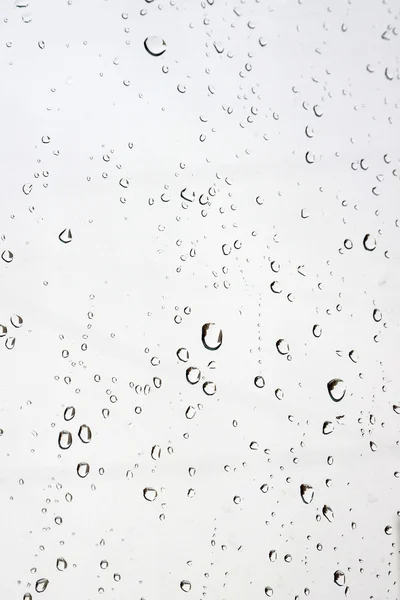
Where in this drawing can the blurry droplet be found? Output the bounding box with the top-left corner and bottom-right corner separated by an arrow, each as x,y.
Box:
180,580 -> 191,592
322,504 -> 334,522
327,379 -> 346,401
384,525 -> 393,535
269,550 -> 277,562
373,308 -> 382,322
22,183 -> 33,195
177,348 -> 189,362
143,487 -> 158,501
312,324 -> 322,338
201,323 -> 223,350
300,484 -> 314,504
144,36 -> 167,56
186,367 -> 201,384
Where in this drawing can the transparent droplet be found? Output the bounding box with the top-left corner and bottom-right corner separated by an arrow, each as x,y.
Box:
59,228 -> 72,244
180,580 -> 191,592
322,504 -> 334,522
10,314 -> 23,328
260,484 -> 269,493
349,350 -> 359,363
322,421 -> 334,435
56,557 -> 67,571
119,178 -> 129,189
370,441 -> 377,452
151,445 -> 161,460
312,324 -> 322,338
270,281 -> 282,293
144,36 -> 167,56
78,424 -> 92,444
1,250 -> 13,263
64,406 -> 75,421
143,487 -> 157,501
58,430 -> 72,450
334,571 -> 345,586
363,234 -> 376,251
100,560 -> 109,569
300,484 -> 314,504
5,337 -> 16,350
373,308 -> 382,322
254,376 -> 265,388
22,183 -> 33,195
269,550 -> 277,562
265,587 -> 274,597
0,325 -> 7,337
384,525 -> 393,535
186,367 -> 201,384
23,594 -> 32,600
185,406 -> 196,419
276,339 -> 290,355
77,462 -> 90,478
393,405 -> 400,414
203,381 -> 216,396
177,348 -> 189,362
201,323 -> 223,350
327,379 -> 346,401
35,579 -> 49,593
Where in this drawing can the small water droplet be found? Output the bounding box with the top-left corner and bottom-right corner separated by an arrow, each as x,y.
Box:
265,587 -> 274,597
269,550 -> 277,562
185,406 -> 196,419
78,424 -> 92,443
363,234 -> 376,251
58,430 -> 72,449
59,229 -> 72,244
143,487 -> 157,501
260,484 -> 269,493
300,484 -> 314,504
276,339 -> 290,355
151,445 -> 161,459
77,462 -> 90,478
10,314 -> 23,328
384,525 -> 393,535
322,504 -> 334,522
322,421 -> 334,435
186,367 -> 201,384
35,579 -> 49,593
56,557 -> 67,571
327,379 -> 346,402
5,337 -> 16,350
254,376 -> 265,388
64,406 -> 75,421
203,381 -> 216,396
144,36 -> 166,56
373,308 -> 382,322
180,580 -> 191,592
312,324 -> 322,338
177,348 -> 189,362
1,250 -> 13,263
201,323 -> 223,350
22,183 -> 33,195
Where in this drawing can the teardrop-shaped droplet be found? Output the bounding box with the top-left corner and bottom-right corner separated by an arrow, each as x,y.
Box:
10,314 -> 23,328
64,406 -> 75,421
77,462 -> 90,478
180,580 -> 191,592
5,337 -> 16,350
201,323 -> 223,351
78,424 -> 92,443
186,367 -> 201,384
1,250 -> 13,263
144,36 -> 166,56
322,421 -> 334,435
322,504 -> 334,522
151,445 -> 161,459
58,430 -> 72,449
59,228 -> 72,244
177,348 -> 189,362
254,376 -> 265,388
23,593 -> 32,600
363,234 -> 376,251
143,487 -> 157,501
35,578 -> 49,593
56,557 -> 67,571
327,379 -> 346,401
370,440 -> 377,452
300,484 -> 314,504
334,570 -> 345,586
276,339 -> 290,355
203,381 -> 216,396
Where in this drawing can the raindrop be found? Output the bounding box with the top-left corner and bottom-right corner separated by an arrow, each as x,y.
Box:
203,381 -> 216,396
322,504 -> 334,522
363,234 -> 376,251
373,308 -> 382,322
180,581 -> 191,592
56,557 -> 67,571
78,424 -> 92,443
58,430 -> 72,450
0,325 -> 7,337
77,462 -> 90,478
186,367 -> 201,384
312,325 -> 322,338
64,406 -> 75,421
254,376 -> 265,388
322,421 -> 334,435
59,229 -> 72,244
5,337 -> 16,350
151,445 -> 161,459
177,348 -> 189,362
143,487 -> 157,501
327,379 -> 346,401
185,406 -> 196,419
10,314 -> 23,328
144,36 -> 166,56
1,250 -> 13,263
276,339 -> 290,355
300,484 -> 314,504
270,281 -> 282,293
384,525 -> 393,535
265,587 -> 273,597
334,571 -> 345,586
260,484 -> 269,493
22,183 -> 33,195
201,323 -> 223,350
269,550 -> 277,562
35,579 -> 49,593
349,350 -> 359,363
119,178 -> 129,189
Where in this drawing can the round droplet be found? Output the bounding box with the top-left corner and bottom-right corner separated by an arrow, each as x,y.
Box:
186,367 -> 201,384
260,484 -> 269,493
64,406 -> 75,421
56,557 -> 67,571
144,36 -> 167,56
119,178 -> 129,189
1,250 -> 13,263
312,324 -> 322,338
384,525 -> 393,535
201,323 -> 223,350
300,484 -> 314,504
327,379 -> 346,401
58,430 -> 72,450
363,234 -> 376,251
265,587 -> 273,597
177,348 -> 189,362
143,487 -> 157,501
270,281 -> 282,293
23,594 -> 32,600
77,462 -> 90,478
180,580 -> 191,593
185,406 -> 196,419
10,314 -> 23,328
269,550 -> 277,562
35,579 -> 49,593
276,339 -> 290,355
78,424 -> 92,444
59,228 -> 72,244
254,376 -> 265,388
203,381 -> 216,396
22,183 -> 33,195
349,350 -> 359,363
334,571 -> 345,586
373,308 -> 382,322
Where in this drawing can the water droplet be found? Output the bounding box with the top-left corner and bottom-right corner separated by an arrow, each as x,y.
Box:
22,183 -> 33,195
5,337 -> 16,350
0,325 -> 7,337
276,339 -> 290,355
77,462 -> 90,478
177,348 -> 189,362
56,557 -> 67,571
180,580 -> 191,592
151,445 -> 161,459
370,441 -> 377,451
143,487 -> 157,501
312,325 -> 322,338
185,406 -> 196,419
393,405 -> 400,414
119,178 -> 129,189
186,367 -> 201,384
78,424 -> 92,444
349,350 -> 359,363
203,381 -> 216,396
322,421 -> 334,435
23,594 -> 32,600
334,571 -> 345,586
58,430 -> 72,449
363,234 -> 376,251
384,525 -> 393,535
322,504 -> 334,522
35,579 -> 49,593
269,550 -> 277,562
201,323 -> 223,350
270,281 -> 282,293
233,495 -> 241,504
59,229 -> 72,244
373,308 -> 382,322
1,250 -> 13,263
254,376 -> 265,388
144,36 -> 166,56
10,314 -> 23,328
100,560 -> 108,569
265,587 -> 274,597
213,41 -> 224,54
300,484 -> 314,504
260,484 -> 269,493
64,406 -> 75,421
327,379 -> 346,402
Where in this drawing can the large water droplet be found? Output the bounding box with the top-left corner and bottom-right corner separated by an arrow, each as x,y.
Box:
254,376 -> 265,388
10,314 -> 23,328
58,430 -> 72,449
77,462 -> 90,478
59,228 -> 72,244
143,487 -> 157,501
180,580 -> 191,592
201,323 -> 223,350
177,348 -> 189,362
327,379 -> 346,401
203,381 -> 216,396
78,424 -> 92,443
363,234 -> 376,251
334,571 -> 345,586
276,339 -> 290,355
1,250 -> 13,263
186,367 -> 201,384
35,578 -> 49,593
300,484 -> 314,504
144,36 -> 167,56
322,504 -> 334,522
56,557 -> 67,571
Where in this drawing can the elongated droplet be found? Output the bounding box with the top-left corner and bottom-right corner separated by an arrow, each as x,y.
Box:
269,550 -> 277,562
185,406 -> 196,419
144,36 -> 166,56
78,424 -> 92,443
300,484 -> 314,504
201,323 -> 223,350
10,314 -> 23,328
143,487 -> 157,501
151,445 -> 161,459
35,578 -> 49,593
64,406 -> 75,421
77,462 -> 90,478
58,430 -> 72,449
59,228 -> 72,244
327,379 -> 346,401
5,337 -> 16,350
312,324 -> 322,338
